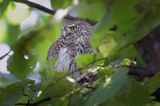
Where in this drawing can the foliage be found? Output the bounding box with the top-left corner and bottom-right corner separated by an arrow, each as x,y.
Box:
0,0 -> 160,106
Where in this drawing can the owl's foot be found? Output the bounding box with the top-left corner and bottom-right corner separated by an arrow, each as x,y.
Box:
76,72 -> 96,88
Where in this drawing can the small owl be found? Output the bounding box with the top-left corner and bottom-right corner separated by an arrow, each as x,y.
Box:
47,17 -> 96,80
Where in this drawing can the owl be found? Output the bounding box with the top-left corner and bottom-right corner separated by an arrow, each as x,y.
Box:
47,16 -> 96,82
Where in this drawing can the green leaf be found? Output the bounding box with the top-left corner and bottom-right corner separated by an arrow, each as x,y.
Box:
117,45 -> 144,65
51,0 -> 72,9
43,76 -> 73,97
7,49 -> 37,80
76,53 -> 103,67
0,76 -> 15,88
114,79 -> 150,106
92,0 -> 160,65
105,98 -> 126,106
40,71 -> 74,99
144,72 -> 160,93
91,13 -> 113,48
103,78 -> 150,106
86,67 -> 128,106
97,67 -> 116,80
5,24 -> 20,45
25,83 -> 40,101
91,0 -> 140,48
73,1 -> 105,20
39,97 -> 68,106
0,83 -> 23,106
124,81 -> 149,106
68,94 -> 87,106
111,0 -> 160,51
76,54 -> 93,67
15,80 -> 38,103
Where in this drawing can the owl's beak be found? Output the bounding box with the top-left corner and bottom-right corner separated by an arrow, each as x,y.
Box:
66,28 -> 72,33
63,31 -> 67,36
62,27 -> 67,36
64,28 -> 72,36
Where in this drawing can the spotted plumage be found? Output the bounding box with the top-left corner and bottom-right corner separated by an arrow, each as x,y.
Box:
47,17 -> 95,79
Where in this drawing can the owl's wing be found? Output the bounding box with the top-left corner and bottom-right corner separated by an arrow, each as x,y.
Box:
47,38 -> 63,60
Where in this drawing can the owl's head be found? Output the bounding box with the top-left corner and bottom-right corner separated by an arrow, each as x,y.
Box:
62,17 -> 96,37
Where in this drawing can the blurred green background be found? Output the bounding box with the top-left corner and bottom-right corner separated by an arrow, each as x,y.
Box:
0,0 -> 160,106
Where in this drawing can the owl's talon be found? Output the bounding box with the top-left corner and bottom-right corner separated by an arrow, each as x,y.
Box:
76,73 -> 96,88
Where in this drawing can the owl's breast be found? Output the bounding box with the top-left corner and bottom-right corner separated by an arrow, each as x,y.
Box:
54,48 -> 71,71
54,36 -> 90,71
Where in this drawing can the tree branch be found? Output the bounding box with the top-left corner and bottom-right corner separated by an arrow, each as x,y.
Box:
13,0 -> 56,15
13,0 -> 97,25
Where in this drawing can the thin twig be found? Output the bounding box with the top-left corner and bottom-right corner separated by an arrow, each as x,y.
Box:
15,97 -> 51,106
15,103 -> 27,106
92,53 -> 97,66
0,49 -> 11,60
12,0 -> 71,19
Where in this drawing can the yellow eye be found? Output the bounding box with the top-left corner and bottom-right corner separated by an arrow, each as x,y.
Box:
70,26 -> 76,31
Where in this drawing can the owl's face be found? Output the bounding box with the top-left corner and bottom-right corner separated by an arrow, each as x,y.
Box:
62,20 -> 93,37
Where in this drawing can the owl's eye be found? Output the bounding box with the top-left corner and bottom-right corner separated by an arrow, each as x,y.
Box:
70,26 -> 77,31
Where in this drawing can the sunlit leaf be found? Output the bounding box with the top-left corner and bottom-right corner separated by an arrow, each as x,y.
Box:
76,54 -> 93,67
0,21 -> 7,42
97,66 -> 116,80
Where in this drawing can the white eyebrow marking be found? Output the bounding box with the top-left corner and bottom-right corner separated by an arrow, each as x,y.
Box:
68,24 -> 76,27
